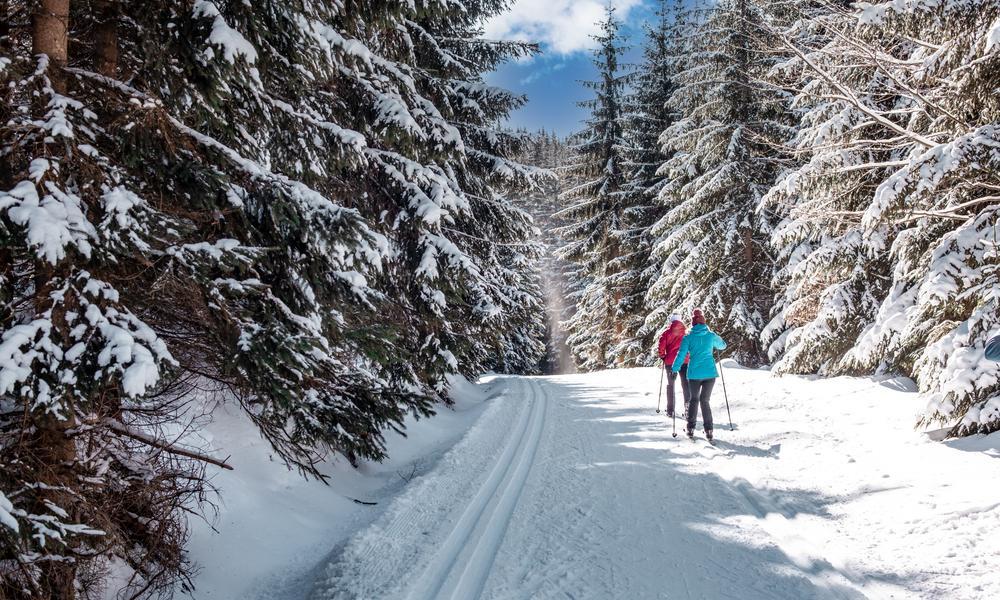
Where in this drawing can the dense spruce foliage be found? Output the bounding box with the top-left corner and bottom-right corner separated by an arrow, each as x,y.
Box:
763,0 -> 1000,437
612,0 -> 680,367
0,0 -> 544,597
555,7 -> 632,371
646,0 -> 791,365
3,0 -> 1000,596
557,0 -> 1000,437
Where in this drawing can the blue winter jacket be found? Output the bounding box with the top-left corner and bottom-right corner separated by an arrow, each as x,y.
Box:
986,335 -> 1000,361
672,324 -> 727,380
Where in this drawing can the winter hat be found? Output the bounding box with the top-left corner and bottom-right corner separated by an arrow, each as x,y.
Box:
692,309 -> 706,326
669,313 -> 682,323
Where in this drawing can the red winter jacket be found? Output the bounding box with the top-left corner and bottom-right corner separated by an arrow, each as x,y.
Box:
658,321 -> 689,365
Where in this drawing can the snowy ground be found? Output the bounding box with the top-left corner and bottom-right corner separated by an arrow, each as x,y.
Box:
298,365 -> 1000,600
183,376 -> 500,599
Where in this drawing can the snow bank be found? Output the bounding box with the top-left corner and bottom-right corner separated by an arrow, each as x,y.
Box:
183,375 -> 498,600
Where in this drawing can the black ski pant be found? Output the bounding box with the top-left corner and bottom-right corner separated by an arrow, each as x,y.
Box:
666,363 -> 689,416
686,378 -> 715,432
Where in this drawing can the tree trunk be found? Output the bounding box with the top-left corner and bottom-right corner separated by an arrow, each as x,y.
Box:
0,0 -> 8,163
93,0 -> 117,77
33,0 -> 70,92
0,0 -> 9,55
612,289 -> 624,365
33,418 -> 80,600
32,3 -> 78,598
0,0 -> 10,313
0,0 -> 11,128
741,227 -> 753,263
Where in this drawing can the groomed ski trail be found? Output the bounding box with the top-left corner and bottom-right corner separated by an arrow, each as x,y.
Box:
312,377 -> 550,600
312,368 -> 1000,600
406,378 -> 547,600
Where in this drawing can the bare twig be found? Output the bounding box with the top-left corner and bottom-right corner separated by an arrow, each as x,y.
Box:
104,419 -> 234,470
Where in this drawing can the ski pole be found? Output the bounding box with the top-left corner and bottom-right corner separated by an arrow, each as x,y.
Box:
716,354 -> 733,431
671,375 -> 678,438
656,362 -> 665,414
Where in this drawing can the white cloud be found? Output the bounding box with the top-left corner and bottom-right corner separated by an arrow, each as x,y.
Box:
484,0 -> 646,56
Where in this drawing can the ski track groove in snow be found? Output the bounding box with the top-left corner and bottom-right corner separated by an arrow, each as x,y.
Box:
480,377 -> 604,600
311,377 -> 545,600
407,377 -> 546,600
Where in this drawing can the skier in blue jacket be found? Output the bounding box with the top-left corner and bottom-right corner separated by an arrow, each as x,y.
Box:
672,309 -> 727,440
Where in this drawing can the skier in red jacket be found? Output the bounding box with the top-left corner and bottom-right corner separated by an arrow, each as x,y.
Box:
658,314 -> 690,418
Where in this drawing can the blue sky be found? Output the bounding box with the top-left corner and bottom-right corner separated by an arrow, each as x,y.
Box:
484,0 -> 657,136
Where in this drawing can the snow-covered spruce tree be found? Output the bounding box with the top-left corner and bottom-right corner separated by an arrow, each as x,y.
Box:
556,7 -> 631,371
158,1 -> 421,474
864,1 -> 1000,437
150,0 -> 544,471
550,135 -> 587,374
836,2 -> 998,435
378,1 -> 547,380
545,134 -> 589,373
439,17 -> 549,378
511,132 -> 556,372
609,0 -> 680,367
760,3 -> 900,376
640,0 -> 699,341
762,1 -> 1000,436
125,0 -> 545,454
647,0 -> 793,364
0,0 -> 264,595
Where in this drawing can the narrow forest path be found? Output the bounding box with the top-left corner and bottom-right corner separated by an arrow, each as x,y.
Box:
310,367 -> 1000,600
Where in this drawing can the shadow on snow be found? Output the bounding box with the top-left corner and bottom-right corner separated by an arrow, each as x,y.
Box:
545,377 -> 911,600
